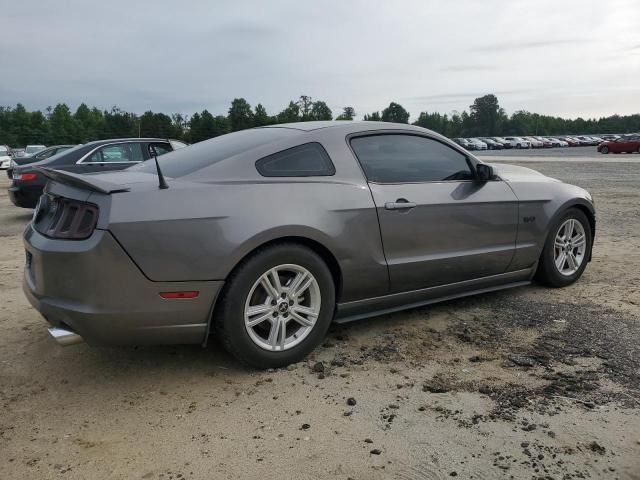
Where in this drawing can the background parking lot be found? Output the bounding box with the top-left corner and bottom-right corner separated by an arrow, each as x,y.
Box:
1,150 -> 639,479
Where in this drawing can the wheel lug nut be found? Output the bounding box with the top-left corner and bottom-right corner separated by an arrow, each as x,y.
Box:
271,300 -> 277,306
283,313 -> 288,318
281,293 -> 287,299
289,300 -> 294,306
272,312 -> 278,317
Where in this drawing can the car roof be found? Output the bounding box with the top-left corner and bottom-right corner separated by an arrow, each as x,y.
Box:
82,138 -> 171,147
260,120 -> 425,133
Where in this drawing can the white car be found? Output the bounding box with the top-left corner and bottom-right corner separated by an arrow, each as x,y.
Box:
546,137 -> 569,147
504,137 -> 530,149
524,137 -> 543,148
0,145 -> 12,170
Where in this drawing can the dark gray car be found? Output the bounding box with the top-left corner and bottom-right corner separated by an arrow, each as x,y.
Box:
23,121 -> 595,368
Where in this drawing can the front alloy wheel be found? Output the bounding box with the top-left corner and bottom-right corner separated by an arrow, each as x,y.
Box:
536,208 -> 592,288
553,219 -> 587,276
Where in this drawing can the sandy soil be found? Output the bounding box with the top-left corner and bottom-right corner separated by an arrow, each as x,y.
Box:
1,155 -> 639,480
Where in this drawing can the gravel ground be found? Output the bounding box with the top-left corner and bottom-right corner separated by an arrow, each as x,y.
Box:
1,155 -> 639,480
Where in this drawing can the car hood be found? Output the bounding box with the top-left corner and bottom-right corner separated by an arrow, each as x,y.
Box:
489,163 -> 561,183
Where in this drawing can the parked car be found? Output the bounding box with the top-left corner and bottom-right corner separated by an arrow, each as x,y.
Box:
533,137 -> 554,148
479,138 -> 504,150
23,121 -> 595,368
545,137 -> 569,148
491,137 -> 512,149
453,138 -> 475,150
558,136 -> 580,147
12,148 -> 26,158
24,145 -> 47,155
523,137 -> 544,148
504,137 -> 530,149
11,145 -> 77,167
597,135 -> 640,154
467,138 -> 488,150
569,136 -> 591,146
576,136 -> 598,146
0,145 -> 12,170
8,138 -> 182,208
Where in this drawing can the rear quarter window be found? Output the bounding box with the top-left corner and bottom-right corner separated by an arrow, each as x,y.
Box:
255,143 -> 335,177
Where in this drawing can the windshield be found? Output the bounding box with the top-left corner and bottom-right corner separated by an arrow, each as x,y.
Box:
132,128 -> 299,178
0,148 -> 8,156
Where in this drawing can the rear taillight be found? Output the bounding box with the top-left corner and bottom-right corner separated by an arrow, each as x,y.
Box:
15,172 -> 38,181
35,196 -> 99,240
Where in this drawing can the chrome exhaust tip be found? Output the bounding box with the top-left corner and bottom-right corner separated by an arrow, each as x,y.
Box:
48,327 -> 83,346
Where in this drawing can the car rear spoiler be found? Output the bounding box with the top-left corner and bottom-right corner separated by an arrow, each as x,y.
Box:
34,167 -> 131,194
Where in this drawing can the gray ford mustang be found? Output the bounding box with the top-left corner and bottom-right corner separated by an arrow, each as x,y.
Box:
23,121 -> 595,368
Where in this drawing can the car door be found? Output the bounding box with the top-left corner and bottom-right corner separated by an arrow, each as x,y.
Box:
350,133 -> 519,293
74,142 -> 146,173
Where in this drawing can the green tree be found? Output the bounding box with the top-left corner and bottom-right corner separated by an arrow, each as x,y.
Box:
103,106 -> 137,138
253,103 -> 271,127
309,101 -> 333,121
413,111 -> 450,134
297,95 -> 314,120
381,102 -> 409,123
363,111 -> 382,121
276,101 -> 301,124
228,98 -> 253,131
469,94 -> 505,136
48,103 -> 77,144
74,103 -> 106,141
336,106 -> 356,120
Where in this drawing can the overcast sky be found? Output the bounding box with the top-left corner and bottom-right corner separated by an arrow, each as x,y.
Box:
1,0 -> 639,120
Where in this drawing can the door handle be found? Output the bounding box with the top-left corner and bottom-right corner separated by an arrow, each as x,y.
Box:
384,199 -> 417,210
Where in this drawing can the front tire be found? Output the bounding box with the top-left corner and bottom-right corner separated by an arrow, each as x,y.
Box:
536,208 -> 592,288
214,243 -> 335,369
601,146 -> 609,154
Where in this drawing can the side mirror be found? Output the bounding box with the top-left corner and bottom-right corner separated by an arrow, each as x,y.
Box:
476,163 -> 495,181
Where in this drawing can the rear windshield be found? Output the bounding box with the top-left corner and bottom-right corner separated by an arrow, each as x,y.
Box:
26,146 -> 45,153
132,128 -> 299,178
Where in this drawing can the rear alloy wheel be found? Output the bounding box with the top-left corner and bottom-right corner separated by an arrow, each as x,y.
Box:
601,146 -> 609,154
215,244 -> 335,368
244,264 -> 321,352
536,208 -> 592,287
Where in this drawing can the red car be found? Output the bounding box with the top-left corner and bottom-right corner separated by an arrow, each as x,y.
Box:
597,135 -> 640,154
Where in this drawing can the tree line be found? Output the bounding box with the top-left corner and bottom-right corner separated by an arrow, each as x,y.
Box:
1,94 -> 639,147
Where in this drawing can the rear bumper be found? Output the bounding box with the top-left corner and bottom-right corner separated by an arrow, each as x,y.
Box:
23,224 -> 223,346
9,184 -> 41,208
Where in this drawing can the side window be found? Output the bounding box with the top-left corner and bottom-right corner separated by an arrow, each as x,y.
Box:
350,134 -> 474,183
149,143 -> 172,157
256,142 -> 335,177
86,144 -> 145,163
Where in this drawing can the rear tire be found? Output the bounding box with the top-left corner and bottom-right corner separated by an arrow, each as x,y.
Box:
214,243 -> 335,369
536,208 -> 592,288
